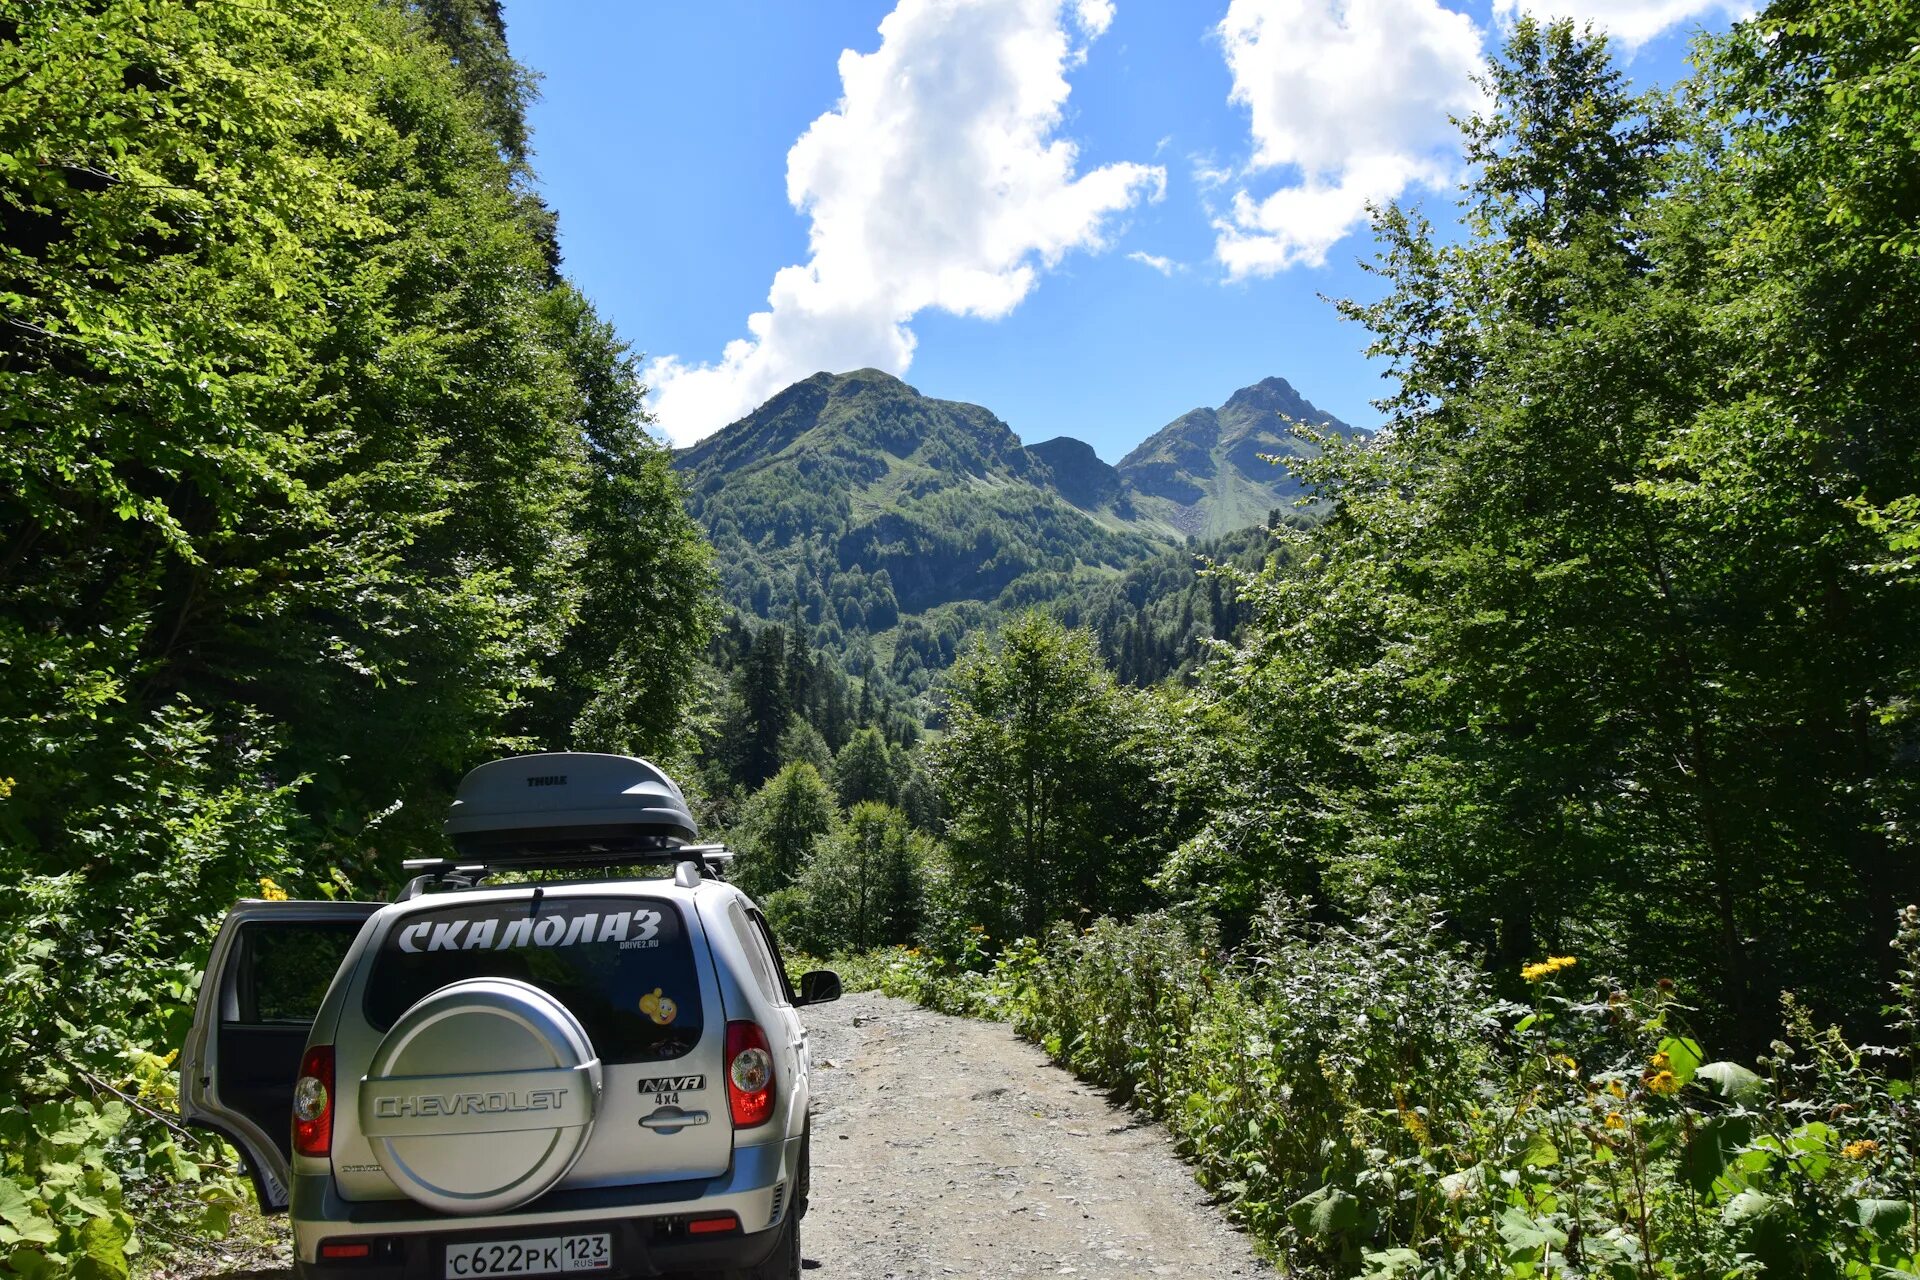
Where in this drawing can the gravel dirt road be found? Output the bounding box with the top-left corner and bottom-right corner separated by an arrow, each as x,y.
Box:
799,991 -> 1273,1280
197,991 -> 1271,1280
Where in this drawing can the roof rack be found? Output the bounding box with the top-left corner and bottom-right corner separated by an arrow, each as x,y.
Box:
396,845 -> 739,901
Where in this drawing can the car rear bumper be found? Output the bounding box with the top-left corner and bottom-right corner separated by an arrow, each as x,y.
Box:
290,1215 -> 787,1280
290,1138 -> 800,1273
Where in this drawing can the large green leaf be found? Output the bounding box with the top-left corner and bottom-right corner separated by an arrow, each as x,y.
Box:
1680,1115 -> 1754,1199
71,1215 -> 131,1280
1694,1061 -> 1766,1104
0,1180 -> 35,1229
1497,1208 -> 1566,1259
8,1247 -> 57,1280
1287,1184 -> 1361,1240
1657,1037 -> 1705,1087
1790,1121 -> 1837,1182
1723,1189 -> 1795,1272
1522,1131 -> 1560,1168
1856,1199 -> 1912,1242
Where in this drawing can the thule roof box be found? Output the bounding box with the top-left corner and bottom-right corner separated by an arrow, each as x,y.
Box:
441,752 -> 699,865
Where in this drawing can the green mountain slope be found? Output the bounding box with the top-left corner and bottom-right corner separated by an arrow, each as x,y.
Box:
1118,377 -> 1357,538
674,370 -> 1177,648
672,369 -> 1357,696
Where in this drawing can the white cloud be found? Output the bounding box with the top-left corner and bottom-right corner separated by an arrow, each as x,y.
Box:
1127,251 -> 1180,275
645,0 -> 1163,444
1492,0 -> 1750,49
1190,154 -> 1235,190
1210,0 -> 1486,276
1073,0 -> 1115,38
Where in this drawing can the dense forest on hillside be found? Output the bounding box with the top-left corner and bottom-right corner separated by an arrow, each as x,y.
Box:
3,0 -> 1918,1276
674,370 -> 1174,636
0,0 -> 712,1270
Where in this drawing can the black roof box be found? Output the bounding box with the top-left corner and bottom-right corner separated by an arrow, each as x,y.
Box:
443,752 -> 698,862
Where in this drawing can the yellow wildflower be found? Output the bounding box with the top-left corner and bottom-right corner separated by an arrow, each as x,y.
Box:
1604,1113 -> 1626,1130
1520,954 -> 1578,983
0,777 -> 14,798
258,876 -> 289,902
1646,1070 -> 1679,1096
1650,1051 -> 1671,1072
1606,1080 -> 1626,1100
1401,1111 -> 1430,1145
1842,1139 -> 1879,1160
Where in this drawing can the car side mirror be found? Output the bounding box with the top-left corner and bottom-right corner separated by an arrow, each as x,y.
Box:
796,969 -> 841,1007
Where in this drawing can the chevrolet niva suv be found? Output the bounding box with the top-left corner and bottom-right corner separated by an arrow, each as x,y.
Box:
180,753 -> 840,1280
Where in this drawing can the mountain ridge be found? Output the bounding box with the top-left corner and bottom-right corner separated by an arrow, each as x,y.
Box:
669,368 -> 1357,686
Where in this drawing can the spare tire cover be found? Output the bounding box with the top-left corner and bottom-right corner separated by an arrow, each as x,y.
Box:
358,978 -> 602,1214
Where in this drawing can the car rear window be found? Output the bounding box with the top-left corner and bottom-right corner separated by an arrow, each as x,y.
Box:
362,895 -> 702,1064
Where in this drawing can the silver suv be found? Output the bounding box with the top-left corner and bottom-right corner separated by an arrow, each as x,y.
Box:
180,753 -> 840,1280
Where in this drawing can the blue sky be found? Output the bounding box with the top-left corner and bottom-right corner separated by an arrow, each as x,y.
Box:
508,0 -> 1740,460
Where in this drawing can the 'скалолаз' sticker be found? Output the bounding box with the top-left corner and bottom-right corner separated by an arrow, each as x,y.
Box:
392,907 -> 663,953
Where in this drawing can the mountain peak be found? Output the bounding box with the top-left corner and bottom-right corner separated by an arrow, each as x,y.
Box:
1219,375 -> 1346,429
672,372 -> 1171,620
1115,376 -> 1353,538
1026,436 -> 1123,511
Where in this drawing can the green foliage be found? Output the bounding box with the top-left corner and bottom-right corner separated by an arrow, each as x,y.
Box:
872,902 -> 1920,1277
673,369 -> 1183,700
729,764 -> 839,901
778,719 -> 834,778
933,614 -> 1160,937
0,704 -> 296,1275
1045,522 -> 1299,688
1163,6 -> 1920,1042
769,803 -> 927,955
0,0 -> 710,1272
831,728 -> 897,810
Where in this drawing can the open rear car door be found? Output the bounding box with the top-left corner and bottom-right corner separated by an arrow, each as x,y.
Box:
180,901 -> 380,1211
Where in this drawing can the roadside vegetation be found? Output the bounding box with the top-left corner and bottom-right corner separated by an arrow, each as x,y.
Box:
812,905 -> 1920,1277
781,3 -> 1920,1275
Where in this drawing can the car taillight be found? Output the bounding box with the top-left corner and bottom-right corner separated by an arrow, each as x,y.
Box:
725,1021 -> 775,1127
292,1045 -> 334,1157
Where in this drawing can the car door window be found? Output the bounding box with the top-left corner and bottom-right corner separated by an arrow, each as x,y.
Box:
727,902 -> 785,1007
747,910 -> 797,1006
233,921 -> 360,1023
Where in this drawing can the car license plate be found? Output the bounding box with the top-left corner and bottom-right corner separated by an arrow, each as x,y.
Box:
444,1233 -> 611,1277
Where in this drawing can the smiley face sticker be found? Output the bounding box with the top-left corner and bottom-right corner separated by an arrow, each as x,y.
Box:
639,988 -> 678,1026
